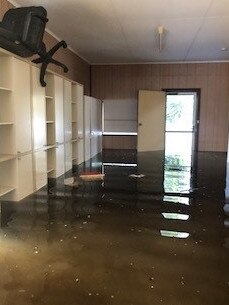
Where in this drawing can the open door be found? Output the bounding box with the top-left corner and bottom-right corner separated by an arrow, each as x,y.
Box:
138,90 -> 166,152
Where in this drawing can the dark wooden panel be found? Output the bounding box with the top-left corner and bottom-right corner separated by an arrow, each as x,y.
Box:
103,135 -> 137,150
92,63 -> 229,152
0,0 -> 90,94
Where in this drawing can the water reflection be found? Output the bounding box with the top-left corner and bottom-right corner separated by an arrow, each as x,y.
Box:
160,230 -> 190,239
0,150 -> 228,305
162,213 -> 189,221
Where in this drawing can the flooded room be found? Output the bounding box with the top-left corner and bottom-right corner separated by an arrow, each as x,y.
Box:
0,0 -> 229,304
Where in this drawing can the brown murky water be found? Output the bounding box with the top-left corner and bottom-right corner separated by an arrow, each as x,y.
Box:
0,151 -> 228,305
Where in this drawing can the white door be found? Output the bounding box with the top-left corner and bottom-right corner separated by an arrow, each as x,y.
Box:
77,85 -> 84,164
138,90 -> 166,152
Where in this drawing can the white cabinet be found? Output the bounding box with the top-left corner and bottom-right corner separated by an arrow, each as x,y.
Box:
12,58 -> 32,153
84,96 -> 103,162
84,96 -> 91,162
54,76 -> 64,144
14,154 -> 33,201
76,84 -> 84,165
34,150 -> 47,191
64,80 -> 72,142
55,144 -> 65,177
0,54 -> 33,201
64,80 -> 72,172
32,66 -> 46,150
64,142 -> 72,172
0,47 -> 92,201
91,98 -> 102,157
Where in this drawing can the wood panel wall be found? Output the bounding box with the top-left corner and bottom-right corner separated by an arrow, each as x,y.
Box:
91,63 -> 229,152
0,0 -> 90,94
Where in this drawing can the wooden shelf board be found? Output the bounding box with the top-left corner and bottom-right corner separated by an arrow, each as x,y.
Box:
47,168 -> 54,174
0,122 -> 14,125
45,96 -> 54,99
72,121 -> 77,123
46,145 -> 56,149
0,154 -> 16,163
0,86 -> 12,92
72,139 -> 77,142
46,121 -> 55,123
71,102 -> 76,104
0,186 -> 15,197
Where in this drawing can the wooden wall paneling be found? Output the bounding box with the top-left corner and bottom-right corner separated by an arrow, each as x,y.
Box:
103,135 -> 137,150
92,63 -> 229,152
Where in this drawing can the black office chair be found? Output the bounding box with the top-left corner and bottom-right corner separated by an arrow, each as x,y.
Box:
0,6 -> 68,86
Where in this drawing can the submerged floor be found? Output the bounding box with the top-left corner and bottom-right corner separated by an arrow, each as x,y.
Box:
0,150 -> 229,305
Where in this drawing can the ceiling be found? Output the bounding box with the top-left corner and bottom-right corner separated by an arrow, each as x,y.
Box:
11,0 -> 229,64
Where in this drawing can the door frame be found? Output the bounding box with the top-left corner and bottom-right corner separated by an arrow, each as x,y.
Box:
162,88 -> 201,153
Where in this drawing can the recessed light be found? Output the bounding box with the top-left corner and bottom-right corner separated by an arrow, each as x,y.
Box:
221,47 -> 228,51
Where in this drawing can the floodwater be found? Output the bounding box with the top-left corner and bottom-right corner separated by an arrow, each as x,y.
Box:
0,150 -> 228,305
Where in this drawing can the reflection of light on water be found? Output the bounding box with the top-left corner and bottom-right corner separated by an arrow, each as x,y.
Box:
92,162 -> 102,167
103,163 -> 137,167
162,213 -> 189,221
160,230 -> 190,239
224,219 -> 229,228
163,196 -> 190,205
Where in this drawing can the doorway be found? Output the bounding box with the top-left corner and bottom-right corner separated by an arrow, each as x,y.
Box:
164,90 -> 200,194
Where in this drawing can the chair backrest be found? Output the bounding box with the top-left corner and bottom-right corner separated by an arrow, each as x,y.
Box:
2,6 -> 47,52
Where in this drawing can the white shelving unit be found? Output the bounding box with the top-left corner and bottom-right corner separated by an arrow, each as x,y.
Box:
0,47 -> 90,202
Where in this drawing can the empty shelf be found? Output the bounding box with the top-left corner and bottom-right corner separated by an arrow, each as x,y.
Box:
0,154 -> 16,163
0,186 -> 15,197
0,86 -> 12,92
47,168 -> 54,174
0,122 -> 14,125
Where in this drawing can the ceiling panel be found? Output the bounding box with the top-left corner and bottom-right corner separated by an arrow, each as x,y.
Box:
12,0 -> 229,63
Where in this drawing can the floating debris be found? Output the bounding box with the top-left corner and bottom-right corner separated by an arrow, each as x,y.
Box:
64,177 -> 79,187
129,174 -> 145,178
80,172 -> 105,181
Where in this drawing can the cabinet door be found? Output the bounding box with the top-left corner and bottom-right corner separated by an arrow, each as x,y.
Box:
13,59 -> 32,153
54,76 -> 64,144
77,85 -> 84,164
64,80 -> 72,142
34,150 -> 47,191
55,144 -> 65,178
64,142 -> 72,172
32,66 -> 46,150
84,96 -> 91,162
16,154 -> 33,201
90,99 -> 97,158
